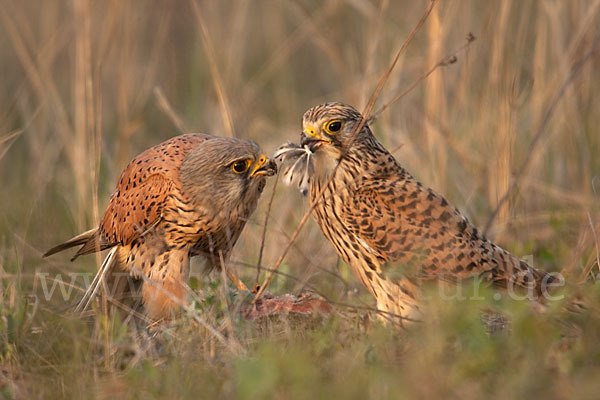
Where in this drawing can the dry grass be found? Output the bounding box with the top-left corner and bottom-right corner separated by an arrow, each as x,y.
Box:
1,0 -> 599,398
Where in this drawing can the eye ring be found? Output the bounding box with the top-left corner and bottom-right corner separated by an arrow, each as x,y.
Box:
231,159 -> 252,174
324,120 -> 343,134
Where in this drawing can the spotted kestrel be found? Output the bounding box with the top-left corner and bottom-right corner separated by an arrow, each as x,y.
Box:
45,134 -> 277,320
277,102 -> 557,325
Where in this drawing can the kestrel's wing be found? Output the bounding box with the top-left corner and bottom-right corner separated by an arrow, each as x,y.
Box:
99,174 -> 172,247
340,173 -> 510,282
70,173 -> 174,260
74,134 -> 212,258
344,173 -> 552,291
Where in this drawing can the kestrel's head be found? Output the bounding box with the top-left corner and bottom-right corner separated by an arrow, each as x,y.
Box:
180,137 -> 277,214
300,102 -> 371,156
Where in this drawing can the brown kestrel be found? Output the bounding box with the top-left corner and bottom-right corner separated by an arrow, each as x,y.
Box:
45,134 -> 276,320
277,102 -> 558,325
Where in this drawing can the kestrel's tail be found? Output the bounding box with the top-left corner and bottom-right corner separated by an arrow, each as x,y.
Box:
43,228 -> 97,258
45,230 -> 143,316
486,242 -> 560,299
43,228 -> 111,261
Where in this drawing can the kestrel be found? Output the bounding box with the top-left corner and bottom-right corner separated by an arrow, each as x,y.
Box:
277,102 -> 557,325
45,134 -> 276,320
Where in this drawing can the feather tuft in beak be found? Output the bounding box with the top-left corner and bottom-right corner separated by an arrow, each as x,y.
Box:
274,142 -> 314,196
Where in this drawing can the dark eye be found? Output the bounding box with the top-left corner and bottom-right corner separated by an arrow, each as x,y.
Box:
231,160 -> 251,174
325,120 -> 342,134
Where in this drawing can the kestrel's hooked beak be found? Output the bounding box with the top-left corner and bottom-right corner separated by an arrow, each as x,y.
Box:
300,126 -> 330,151
250,154 -> 278,177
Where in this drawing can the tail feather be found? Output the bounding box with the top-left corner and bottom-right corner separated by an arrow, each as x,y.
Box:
74,247 -> 143,318
488,243 -> 559,299
71,233 -> 113,261
511,254 -> 558,295
47,231 -> 143,317
43,228 -> 111,261
74,246 -> 118,313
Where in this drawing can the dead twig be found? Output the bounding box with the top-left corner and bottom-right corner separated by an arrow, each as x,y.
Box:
255,175 -> 279,287
369,32 -> 476,122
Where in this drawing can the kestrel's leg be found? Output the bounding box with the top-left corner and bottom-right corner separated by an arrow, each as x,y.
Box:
142,249 -> 191,320
375,277 -> 423,326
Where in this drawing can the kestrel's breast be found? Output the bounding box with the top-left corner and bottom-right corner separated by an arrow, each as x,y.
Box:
184,199 -> 253,266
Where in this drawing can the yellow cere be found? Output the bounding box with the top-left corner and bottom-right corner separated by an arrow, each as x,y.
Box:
251,154 -> 267,176
303,126 -> 317,138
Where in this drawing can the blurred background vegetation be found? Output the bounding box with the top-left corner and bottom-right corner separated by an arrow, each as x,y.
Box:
0,0 -> 599,398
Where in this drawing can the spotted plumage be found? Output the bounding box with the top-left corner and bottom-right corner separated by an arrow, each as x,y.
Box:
284,102 -> 557,324
45,134 -> 276,320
